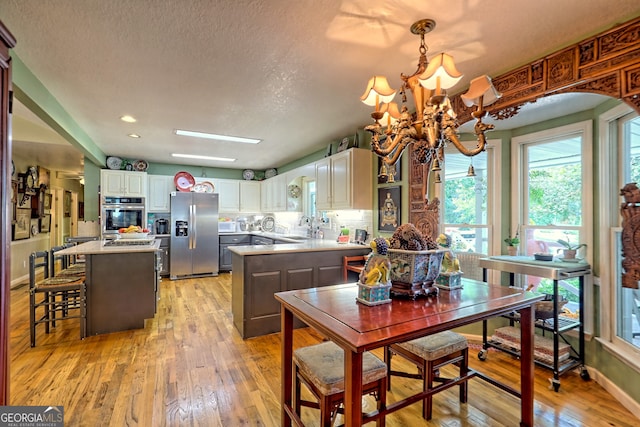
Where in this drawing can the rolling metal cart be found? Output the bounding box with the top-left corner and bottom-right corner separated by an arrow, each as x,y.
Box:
478,256 -> 591,391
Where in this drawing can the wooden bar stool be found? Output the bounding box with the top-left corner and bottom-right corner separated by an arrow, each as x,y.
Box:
385,331 -> 469,421
293,340 -> 387,427
342,255 -> 367,282
29,251 -> 86,347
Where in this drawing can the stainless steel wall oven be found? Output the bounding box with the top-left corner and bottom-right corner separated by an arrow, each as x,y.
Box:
101,196 -> 146,236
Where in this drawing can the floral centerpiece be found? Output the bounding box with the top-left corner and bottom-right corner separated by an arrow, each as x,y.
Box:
385,224 -> 446,297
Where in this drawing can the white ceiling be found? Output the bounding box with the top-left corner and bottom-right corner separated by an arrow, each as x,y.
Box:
2,0 -> 640,176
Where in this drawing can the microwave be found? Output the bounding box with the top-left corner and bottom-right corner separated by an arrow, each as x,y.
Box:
101,196 -> 146,236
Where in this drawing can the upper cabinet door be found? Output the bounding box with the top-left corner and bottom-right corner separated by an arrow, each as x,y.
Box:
101,170 -> 147,197
148,175 -> 173,212
240,180 -> 261,212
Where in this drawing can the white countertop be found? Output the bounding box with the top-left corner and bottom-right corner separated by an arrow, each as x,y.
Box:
229,239 -> 369,256
57,239 -> 161,255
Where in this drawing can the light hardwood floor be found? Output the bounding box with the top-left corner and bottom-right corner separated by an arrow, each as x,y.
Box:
8,273 -> 639,426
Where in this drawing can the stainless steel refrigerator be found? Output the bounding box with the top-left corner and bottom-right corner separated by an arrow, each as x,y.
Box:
170,192 -> 219,279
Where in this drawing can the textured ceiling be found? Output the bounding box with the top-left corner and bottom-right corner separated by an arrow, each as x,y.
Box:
3,0 -> 640,175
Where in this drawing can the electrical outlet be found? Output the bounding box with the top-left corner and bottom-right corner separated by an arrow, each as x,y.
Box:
320,217 -> 331,229
23,260 -> 26,268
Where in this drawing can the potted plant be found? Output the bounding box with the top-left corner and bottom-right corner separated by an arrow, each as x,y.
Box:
557,233 -> 586,260
504,226 -> 520,256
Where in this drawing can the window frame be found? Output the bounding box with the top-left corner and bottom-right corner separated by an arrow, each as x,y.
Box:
597,103 -> 640,371
437,138 -> 501,280
512,120 -> 594,334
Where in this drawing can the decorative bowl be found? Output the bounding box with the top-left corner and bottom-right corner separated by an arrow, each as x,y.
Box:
534,253 -> 554,261
387,249 -> 446,286
119,232 -> 150,240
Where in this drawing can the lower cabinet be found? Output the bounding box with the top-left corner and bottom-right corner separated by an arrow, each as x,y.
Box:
219,234 -> 251,271
231,248 -> 370,338
251,235 -> 273,245
157,236 -> 170,276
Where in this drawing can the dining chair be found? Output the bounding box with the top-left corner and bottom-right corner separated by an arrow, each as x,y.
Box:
343,255 -> 367,283
29,250 -> 86,347
293,340 -> 387,427
385,331 -> 469,421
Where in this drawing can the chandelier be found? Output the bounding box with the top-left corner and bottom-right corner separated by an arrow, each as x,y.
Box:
361,18 -> 501,183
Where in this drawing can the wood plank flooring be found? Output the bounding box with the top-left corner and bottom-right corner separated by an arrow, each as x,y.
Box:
8,273 -> 639,426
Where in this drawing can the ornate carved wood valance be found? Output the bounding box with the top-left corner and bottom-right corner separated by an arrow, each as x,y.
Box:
451,15 -> 640,124
410,16 -> 640,238
620,183 -> 640,289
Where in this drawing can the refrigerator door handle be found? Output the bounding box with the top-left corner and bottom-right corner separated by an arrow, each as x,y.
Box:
189,204 -> 194,249
192,205 -> 197,249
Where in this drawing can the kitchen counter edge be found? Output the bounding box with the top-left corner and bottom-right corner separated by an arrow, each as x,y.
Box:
229,239 -> 368,255
57,240 -> 162,255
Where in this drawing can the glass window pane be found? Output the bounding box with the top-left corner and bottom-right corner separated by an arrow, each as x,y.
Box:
526,137 -> 582,226
443,151 -> 489,254
624,116 -> 640,183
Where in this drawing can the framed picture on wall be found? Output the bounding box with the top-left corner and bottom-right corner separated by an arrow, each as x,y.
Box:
43,192 -> 52,210
40,214 -> 51,233
13,207 -> 31,240
378,186 -> 401,232
64,191 -> 71,217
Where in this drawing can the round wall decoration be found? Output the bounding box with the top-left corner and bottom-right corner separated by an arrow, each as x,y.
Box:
288,184 -> 301,198
243,169 -> 255,180
265,168 -> 277,179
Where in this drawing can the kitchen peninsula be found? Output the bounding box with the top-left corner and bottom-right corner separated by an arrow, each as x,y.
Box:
230,237 -> 370,338
57,239 -> 161,335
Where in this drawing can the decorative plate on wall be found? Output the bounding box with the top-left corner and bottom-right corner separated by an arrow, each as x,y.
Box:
243,169 -> 255,180
265,168 -> 277,179
174,171 -> 195,192
288,184 -> 301,198
106,156 -> 123,170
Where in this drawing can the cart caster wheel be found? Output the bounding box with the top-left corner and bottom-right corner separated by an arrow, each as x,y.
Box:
478,349 -> 488,361
548,378 -> 561,392
580,367 -> 590,381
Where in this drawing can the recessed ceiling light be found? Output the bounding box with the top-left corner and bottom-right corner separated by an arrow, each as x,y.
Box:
174,129 -> 261,144
128,133 -> 141,138
120,115 -> 137,123
172,153 -> 236,162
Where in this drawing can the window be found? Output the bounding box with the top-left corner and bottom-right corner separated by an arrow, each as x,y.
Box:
512,121 -> 593,331
440,139 -> 500,256
600,106 -> 640,364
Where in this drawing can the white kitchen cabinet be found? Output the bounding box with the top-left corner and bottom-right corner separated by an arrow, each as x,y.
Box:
240,180 -> 261,212
147,175 -> 174,212
315,148 -> 372,210
101,170 -> 147,197
211,179 -> 240,212
261,174 -> 286,212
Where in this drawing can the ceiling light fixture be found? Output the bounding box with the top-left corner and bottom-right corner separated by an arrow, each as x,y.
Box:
361,18 -> 501,183
120,115 -> 137,123
175,129 -> 261,144
172,153 -> 236,162
128,133 -> 141,138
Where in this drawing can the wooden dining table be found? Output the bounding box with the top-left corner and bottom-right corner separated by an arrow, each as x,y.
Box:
275,280 -> 545,427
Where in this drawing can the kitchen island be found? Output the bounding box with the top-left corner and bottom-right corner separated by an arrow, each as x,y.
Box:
230,238 -> 370,338
57,239 -> 161,335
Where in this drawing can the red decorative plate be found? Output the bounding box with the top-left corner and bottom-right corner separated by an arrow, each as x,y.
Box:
174,171 -> 195,192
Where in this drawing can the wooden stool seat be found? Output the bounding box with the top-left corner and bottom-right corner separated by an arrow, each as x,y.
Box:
294,340 -> 386,426
386,331 -> 469,421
